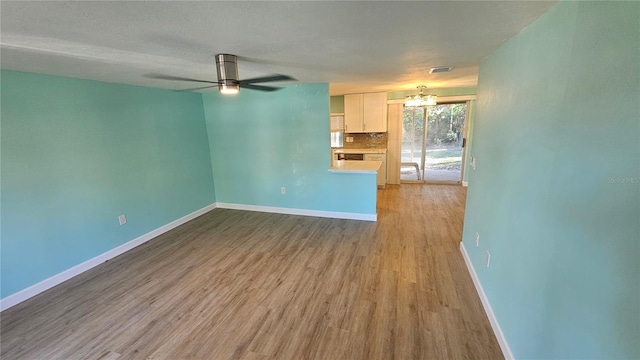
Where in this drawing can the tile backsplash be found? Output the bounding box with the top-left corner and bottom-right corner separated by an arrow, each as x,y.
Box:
343,132 -> 388,149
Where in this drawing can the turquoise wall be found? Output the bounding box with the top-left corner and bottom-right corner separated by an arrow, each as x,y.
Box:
203,84 -> 377,215
1,71 -> 216,298
462,2 -> 639,359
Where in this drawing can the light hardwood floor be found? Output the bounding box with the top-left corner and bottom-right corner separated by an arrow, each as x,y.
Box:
1,184 -> 503,359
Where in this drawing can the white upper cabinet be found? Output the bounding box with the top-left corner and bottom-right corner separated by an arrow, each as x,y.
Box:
344,94 -> 363,133
344,92 -> 387,133
363,92 -> 387,132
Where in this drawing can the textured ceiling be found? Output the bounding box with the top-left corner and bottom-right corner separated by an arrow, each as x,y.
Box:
0,1 -> 557,95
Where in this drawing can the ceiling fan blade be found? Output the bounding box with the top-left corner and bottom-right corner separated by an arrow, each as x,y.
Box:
176,85 -> 218,92
238,74 -> 295,85
241,83 -> 281,92
144,73 -> 218,84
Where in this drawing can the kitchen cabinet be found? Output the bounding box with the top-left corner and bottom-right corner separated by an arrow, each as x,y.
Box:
364,153 -> 387,188
344,94 -> 363,132
344,92 -> 387,133
363,92 -> 387,132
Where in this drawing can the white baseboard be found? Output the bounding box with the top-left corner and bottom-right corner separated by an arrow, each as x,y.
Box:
460,242 -> 514,360
462,181 -> 469,187
0,203 -> 217,312
215,202 -> 377,222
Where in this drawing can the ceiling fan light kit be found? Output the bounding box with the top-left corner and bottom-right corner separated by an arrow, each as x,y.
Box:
405,85 -> 437,107
219,82 -> 239,95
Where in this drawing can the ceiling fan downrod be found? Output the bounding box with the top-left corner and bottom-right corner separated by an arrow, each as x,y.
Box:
215,53 -> 239,94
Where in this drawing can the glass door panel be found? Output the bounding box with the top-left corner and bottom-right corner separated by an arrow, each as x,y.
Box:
400,107 -> 425,181
423,103 -> 466,182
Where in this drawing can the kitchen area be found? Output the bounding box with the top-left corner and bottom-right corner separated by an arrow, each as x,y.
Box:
329,89 -> 474,188
328,92 -> 388,188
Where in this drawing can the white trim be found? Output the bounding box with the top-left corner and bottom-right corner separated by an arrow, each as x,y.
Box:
459,100 -> 472,184
462,181 -> 469,187
0,203 -> 217,312
215,202 -> 377,222
435,95 -> 477,103
387,94 -> 477,105
460,242 -> 514,360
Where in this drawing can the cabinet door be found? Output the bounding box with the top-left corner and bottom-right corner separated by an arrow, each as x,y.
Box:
364,153 -> 387,187
344,94 -> 363,133
363,92 -> 387,132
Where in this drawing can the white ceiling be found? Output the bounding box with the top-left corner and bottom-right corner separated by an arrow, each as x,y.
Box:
0,1 -> 557,95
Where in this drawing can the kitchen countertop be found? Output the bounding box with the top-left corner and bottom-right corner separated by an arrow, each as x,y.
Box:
333,148 -> 387,154
328,160 -> 382,173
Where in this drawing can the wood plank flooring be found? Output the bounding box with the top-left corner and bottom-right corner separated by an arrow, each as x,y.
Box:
1,184 -> 503,359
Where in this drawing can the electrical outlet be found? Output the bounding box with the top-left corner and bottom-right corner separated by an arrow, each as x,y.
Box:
118,214 -> 127,225
475,232 -> 480,247
281,187 -> 286,195
485,250 -> 491,267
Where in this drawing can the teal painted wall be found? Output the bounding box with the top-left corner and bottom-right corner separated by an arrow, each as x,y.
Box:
203,84 -> 377,215
462,2 -> 639,359
1,70 -> 216,298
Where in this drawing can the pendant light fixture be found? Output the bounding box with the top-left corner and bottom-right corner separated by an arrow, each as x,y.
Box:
405,85 -> 437,107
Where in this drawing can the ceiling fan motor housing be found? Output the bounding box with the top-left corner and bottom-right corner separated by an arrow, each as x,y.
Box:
215,53 -> 240,93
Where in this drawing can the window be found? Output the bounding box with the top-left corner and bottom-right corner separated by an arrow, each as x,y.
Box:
330,113 -> 344,148
330,132 -> 343,148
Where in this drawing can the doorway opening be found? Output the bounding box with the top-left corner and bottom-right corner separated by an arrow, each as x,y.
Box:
400,102 -> 467,183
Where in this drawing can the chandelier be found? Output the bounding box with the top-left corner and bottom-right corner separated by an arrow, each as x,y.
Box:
405,85 -> 437,107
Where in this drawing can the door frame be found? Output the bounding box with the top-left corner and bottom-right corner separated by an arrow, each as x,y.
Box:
459,101 -> 472,184
388,95 -> 476,184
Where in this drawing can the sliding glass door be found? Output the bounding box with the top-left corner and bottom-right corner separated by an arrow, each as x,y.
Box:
401,102 -> 467,183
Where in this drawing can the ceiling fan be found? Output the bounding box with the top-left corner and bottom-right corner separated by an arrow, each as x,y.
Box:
145,54 -> 295,93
